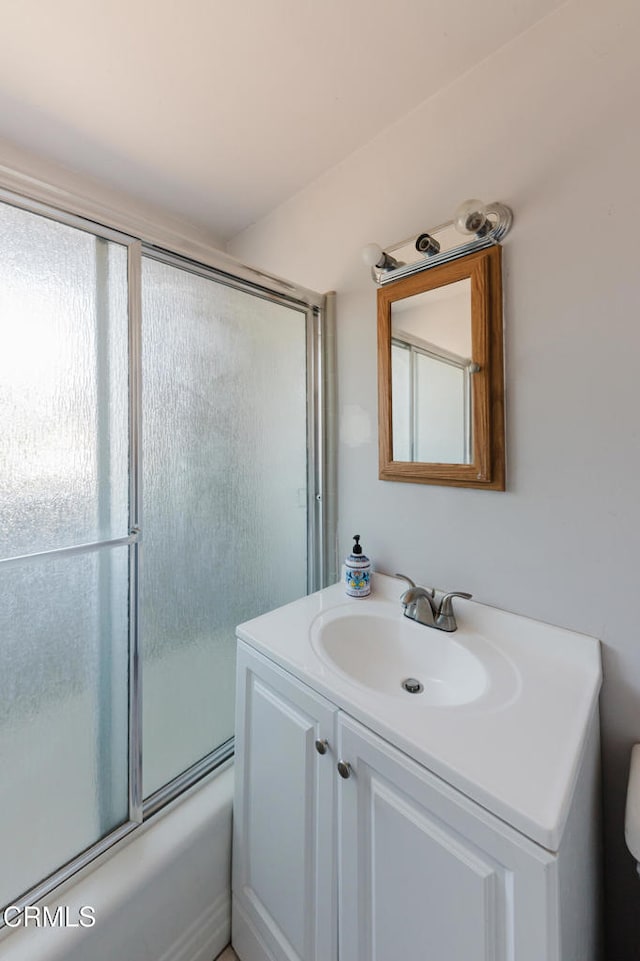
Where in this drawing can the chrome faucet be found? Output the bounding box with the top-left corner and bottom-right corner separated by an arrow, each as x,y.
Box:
395,574 -> 471,633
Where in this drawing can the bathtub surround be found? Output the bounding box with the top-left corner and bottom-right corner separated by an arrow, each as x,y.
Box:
228,0 -> 640,956
0,149 -> 237,958
0,143 -> 329,951
0,767 -> 233,961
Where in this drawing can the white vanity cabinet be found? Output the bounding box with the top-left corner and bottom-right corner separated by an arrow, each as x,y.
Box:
232,642 -> 338,961
232,641 -> 579,961
337,713 -> 555,961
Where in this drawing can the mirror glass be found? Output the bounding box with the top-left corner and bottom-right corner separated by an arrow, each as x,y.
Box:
391,278 -> 472,464
377,246 -> 505,490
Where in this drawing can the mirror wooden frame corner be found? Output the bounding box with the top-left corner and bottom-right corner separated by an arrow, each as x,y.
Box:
377,245 -> 505,490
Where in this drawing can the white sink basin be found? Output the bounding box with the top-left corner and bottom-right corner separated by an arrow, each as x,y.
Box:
237,574 -> 601,850
311,608 -> 488,705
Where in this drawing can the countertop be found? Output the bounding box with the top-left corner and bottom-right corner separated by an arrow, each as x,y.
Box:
236,573 -> 601,851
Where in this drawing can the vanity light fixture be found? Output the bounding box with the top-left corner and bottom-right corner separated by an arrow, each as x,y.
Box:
364,198 -> 513,285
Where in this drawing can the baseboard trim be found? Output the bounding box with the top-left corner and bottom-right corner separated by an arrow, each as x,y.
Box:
232,897 -> 280,961
157,890 -> 230,961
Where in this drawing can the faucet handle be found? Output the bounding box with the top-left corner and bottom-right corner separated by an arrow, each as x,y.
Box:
438,591 -> 472,617
394,573 -> 416,589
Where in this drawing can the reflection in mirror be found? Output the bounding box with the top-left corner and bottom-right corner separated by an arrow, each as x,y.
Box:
377,246 -> 505,489
391,279 -> 472,464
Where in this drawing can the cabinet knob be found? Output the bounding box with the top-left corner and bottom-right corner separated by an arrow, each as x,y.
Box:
337,760 -> 352,779
315,739 -> 329,755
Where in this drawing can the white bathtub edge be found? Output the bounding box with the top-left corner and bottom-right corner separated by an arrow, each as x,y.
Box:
0,764 -> 234,961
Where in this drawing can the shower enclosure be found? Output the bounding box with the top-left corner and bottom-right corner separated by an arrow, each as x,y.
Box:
0,191 -> 331,922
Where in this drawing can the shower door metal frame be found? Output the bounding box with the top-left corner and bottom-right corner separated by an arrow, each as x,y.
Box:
0,188 -> 330,923
0,189 -> 144,926
140,245 -> 326,595
140,244 -> 328,818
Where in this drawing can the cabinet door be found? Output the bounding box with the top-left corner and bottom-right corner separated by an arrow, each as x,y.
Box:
337,714 -> 559,961
232,642 -> 337,961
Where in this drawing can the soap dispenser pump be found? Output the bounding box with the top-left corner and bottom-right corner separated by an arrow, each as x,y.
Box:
344,534 -> 371,597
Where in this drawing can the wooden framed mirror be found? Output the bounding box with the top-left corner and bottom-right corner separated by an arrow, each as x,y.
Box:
377,245 -> 505,489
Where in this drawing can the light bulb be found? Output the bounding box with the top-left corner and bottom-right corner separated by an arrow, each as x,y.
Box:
415,233 -> 440,256
454,199 -> 489,236
362,242 -> 384,268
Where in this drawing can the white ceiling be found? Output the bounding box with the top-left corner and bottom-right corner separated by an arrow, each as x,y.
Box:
0,0 -> 565,241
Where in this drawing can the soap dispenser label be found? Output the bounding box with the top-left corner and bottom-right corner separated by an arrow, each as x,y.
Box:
345,565 -> 371,597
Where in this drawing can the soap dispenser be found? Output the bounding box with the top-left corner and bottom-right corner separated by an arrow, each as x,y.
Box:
344,534 -> 371,597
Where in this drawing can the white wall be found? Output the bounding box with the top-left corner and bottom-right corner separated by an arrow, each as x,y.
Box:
228,1 -> 640,955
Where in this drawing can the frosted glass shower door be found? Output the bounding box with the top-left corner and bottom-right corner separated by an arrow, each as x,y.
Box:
141,256 -> 309,797
0,201 -> 131,907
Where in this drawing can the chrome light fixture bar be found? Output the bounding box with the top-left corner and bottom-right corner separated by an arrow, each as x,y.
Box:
363,199 -> 513,285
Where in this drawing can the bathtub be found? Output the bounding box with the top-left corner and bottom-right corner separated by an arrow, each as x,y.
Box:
0,763 -> 234,961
